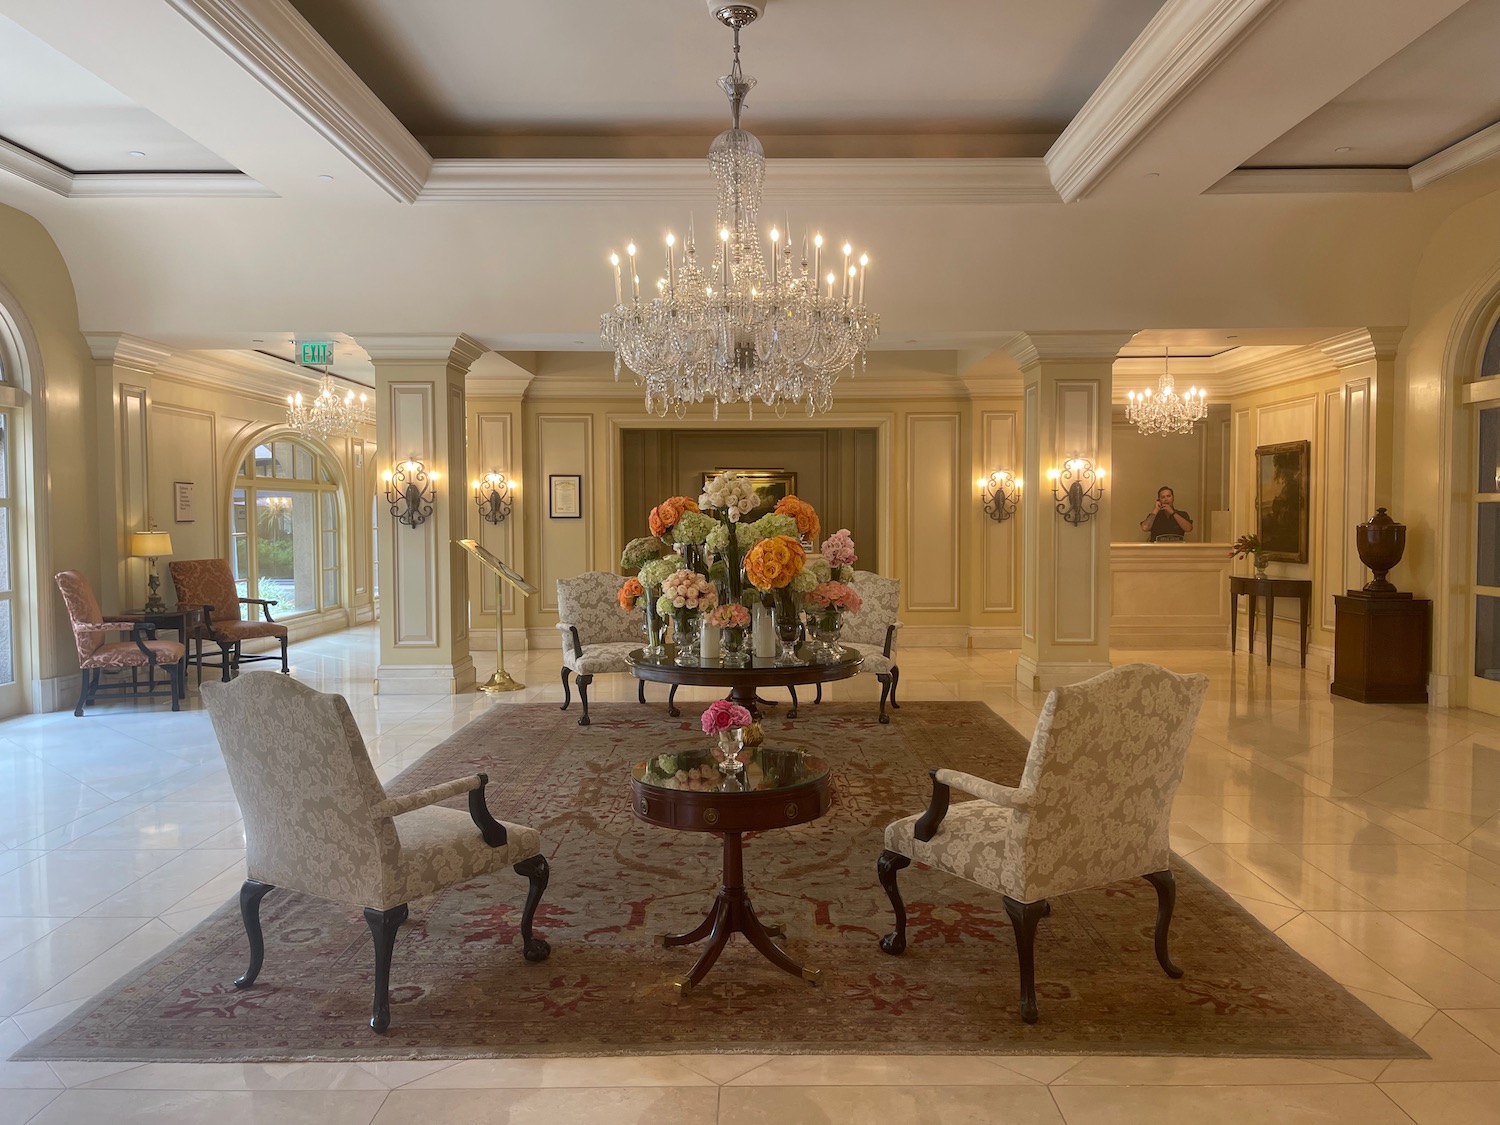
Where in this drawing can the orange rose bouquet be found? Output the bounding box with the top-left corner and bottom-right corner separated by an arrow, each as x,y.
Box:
774,495 -> 820,545
617,576 -> 645,612
743,534 -> 806,591
648,496 -> 700,538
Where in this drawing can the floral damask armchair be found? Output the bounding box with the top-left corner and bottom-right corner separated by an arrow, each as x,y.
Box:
202,672 -> 551,1032
55,570 -> 186,716
877,662 -> 1208,1022
169,558 -> 288,682
835,570 -> 903,722
556,571 -> 652,726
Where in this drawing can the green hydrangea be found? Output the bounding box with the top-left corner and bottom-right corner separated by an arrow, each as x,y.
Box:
740,512 -> 797,547
656,593 -> 675,616
790,569 -> 818,594
621,535 -> 669,570
837,564 -> 856,583
638,556 -> 679,590
807,556 -> 833,584
671,511 -> 716,545
705,519 -> 730,552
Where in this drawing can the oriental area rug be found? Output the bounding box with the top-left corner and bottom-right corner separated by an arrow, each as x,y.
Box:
17,701 -> 1421,1062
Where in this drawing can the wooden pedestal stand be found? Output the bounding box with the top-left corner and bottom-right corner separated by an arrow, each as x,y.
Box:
456,539 -> 537,693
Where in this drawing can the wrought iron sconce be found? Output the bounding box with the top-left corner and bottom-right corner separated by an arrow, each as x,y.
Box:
472,470 -> 514,525
980,471 -> 1020,522
383,457 -> 437,529
1048,456 -> 1103,526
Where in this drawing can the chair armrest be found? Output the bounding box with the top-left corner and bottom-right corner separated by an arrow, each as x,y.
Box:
882,621 -> 903,658
913,768 -> 950,842
240,597 -> 278,623
74,621 -> 133,635
370,773 -> 508,847
556,622 -> 584,661
935,768 -> 1031,810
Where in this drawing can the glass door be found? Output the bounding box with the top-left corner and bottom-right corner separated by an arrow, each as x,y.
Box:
0,411 -> 21,718
1471,406 -> 1500,713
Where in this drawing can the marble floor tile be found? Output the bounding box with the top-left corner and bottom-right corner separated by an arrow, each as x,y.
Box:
1379,1082 -> 1500,1125
29,1089 -> 389,1125
1306,911 -> 1500,1007
1376,1011 -> 1500,1082
722,1054 -> 1040,1087
399,1057 -> 717,1088
717,1084 -> 1065,1125
1050,1083 -> 1414,1125
374,1087 -> 721,1125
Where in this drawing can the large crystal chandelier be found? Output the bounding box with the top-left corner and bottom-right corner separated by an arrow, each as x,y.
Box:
600,2 -> 878,419
1125,349 -> 1207,436
285,370 -> 374,440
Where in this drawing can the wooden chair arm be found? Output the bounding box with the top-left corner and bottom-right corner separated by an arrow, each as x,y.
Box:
556,623 -> 584,661
913,768 -> 951,842
240,597 -> 278,623
369,774 -> 509,849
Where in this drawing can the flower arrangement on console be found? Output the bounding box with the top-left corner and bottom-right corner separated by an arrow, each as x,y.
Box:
1229,533 -> 1267,575
699,471 -> 760,522
617,576 -> 644,612
648,496 -> 700,538
621,535 -> 669,572
820,529 -> 858,582
705,603 -> 750,630
701,699 -> 754,772
806,580 -> 862,616
659,567 -> 718,612
804,578 -> 861,659
774,495 -> 821,546
744,535 -> 806,591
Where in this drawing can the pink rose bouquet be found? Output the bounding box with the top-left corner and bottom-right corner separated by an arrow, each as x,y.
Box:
820,529 -> 857,569
700,699 -> 753,735
661,567 -> 718,611
705,603 -> 750,629
806,580 -> 862,613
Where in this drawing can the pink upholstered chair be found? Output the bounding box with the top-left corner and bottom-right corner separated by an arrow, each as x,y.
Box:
169,558 -> 289,682
55,570 -> 185,716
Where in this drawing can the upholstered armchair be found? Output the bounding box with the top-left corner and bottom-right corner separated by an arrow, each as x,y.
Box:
202,673 -> 551,1032
55,570 -> 186,717
812,570 -> 902,722
877,663 -> 1208,1022
169,558 -> 288,682
556,571 -> 650,726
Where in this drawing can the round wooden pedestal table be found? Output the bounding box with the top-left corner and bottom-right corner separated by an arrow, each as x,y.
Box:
631,746 -> 831,994
625,644 -> 861,720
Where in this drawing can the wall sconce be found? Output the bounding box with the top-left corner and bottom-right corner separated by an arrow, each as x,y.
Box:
383,457 -> 437,529
1047,456 -> 1104,526
472,470 -> 514,525
980,471 -> 1020,522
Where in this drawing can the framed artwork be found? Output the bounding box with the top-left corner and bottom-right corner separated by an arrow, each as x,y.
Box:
549,474 -> 582,519
173,481 -> 195,523
1255,440 -> 1310,563
703,468 -> 798,515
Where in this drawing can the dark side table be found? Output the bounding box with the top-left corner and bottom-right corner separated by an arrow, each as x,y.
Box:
1331,594 -> 1432,704
1229,576 -> 1312,667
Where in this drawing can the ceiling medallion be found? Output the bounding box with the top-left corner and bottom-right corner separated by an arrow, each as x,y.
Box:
600,2 -> 878,419
285,369 -> 374,440
1125,348 -> 1207,436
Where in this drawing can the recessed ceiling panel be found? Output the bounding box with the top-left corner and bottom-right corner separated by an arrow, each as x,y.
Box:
289,0 -> 1165,147
0,12 -> 237,173
1244,0 -> 1500,169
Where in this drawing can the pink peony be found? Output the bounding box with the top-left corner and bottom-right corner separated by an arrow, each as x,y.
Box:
806,580 -> 862,613
705,603 -> 751,628
820,529 -> 857,569
700,699 -> 753,734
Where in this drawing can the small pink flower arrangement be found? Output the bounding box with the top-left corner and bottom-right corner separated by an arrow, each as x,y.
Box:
820,529 -> 857,569
705,603 -> 750,629
701,699 -> 753,734
806,580 -> 862,613
661,567 -> 718,611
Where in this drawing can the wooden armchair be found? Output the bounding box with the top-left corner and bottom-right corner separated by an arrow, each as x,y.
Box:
202,673 -> 551,1032
877,663 -> 1208,1022
169,558 -> 288,682
556,571 -> 651,726
55,570 -> 185,716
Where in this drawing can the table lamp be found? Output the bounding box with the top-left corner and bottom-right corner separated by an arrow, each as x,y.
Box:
129,530 -> 173,612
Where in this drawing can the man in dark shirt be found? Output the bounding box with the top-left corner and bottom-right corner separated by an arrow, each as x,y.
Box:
1140,486 -> 1194,542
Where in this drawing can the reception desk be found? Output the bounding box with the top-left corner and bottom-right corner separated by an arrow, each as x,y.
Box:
1110,544 -> 1231,649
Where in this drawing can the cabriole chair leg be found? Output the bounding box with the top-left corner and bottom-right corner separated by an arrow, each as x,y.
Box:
1143,869 -> 1183,978
576,674 -> 593,726
1002,896 -> 1049,1024
559,667 -> 572,711
363,902 -> 409,1033
513,854 -> 552,962
876,849 -> 912,954
234,879 -> 275,988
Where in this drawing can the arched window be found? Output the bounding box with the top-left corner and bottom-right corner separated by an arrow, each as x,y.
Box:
232,437 -> 341,618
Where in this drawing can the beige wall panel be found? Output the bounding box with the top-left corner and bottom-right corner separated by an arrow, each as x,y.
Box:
1255,398 -> 1316,446
538,414 -> 593,614
1054,382 -> 1101,643
1321,388 -> 1346,630
1342,379 -> 1373,600
1023,384 -> 1039,642
905,414 -> 960,611
148,404 -> 218,566
981,411 -> 1018,612
473,412 -> 516,617
120,387 -> 148,534
447,383 -> 469,646
390,384 -> 437,646
1111,545 -> 1229,647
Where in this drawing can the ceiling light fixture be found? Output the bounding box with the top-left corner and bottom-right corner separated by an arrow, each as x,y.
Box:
600,0 -> 878,418
1125,348 -> 1207,437
285,368 -> 373,440
128,149 -> 146,158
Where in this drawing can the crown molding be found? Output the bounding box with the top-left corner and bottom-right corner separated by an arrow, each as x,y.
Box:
165,0 -> 431,202
86,333 -> 174,371
1205,167 -> 1412,194
359,334 -> 490,369
0,138 -> 271,198
1046,0 -> 1279,203
418,157 -> 1059,205
1319,327 -> 1404,367
1411,119 -> 1500,191
1004,331 -> 1136,368
466,373 -> 536,399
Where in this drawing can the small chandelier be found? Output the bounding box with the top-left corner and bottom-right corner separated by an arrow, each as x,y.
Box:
285,370 -> 374,440
601,2 -> 878,419
1125,348 -> 1207,436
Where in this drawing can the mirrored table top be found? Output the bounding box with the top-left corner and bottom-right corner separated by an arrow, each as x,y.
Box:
632,746 -> 829,796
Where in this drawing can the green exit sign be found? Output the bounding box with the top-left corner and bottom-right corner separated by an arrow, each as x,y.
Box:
298,340 -> 334,366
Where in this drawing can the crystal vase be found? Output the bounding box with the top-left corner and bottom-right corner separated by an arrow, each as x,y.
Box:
721,625 -> 749,667
807,607 -> 844,662
773,588 -> 802,665
715,727 -> 746,773
672,608 -> 699,665
642,589 -> 666,658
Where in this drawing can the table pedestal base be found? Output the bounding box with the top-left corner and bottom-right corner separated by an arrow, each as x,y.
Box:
661,831 -> 820,994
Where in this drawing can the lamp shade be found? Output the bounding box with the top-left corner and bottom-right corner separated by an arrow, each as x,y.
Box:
128,531 -> 173,558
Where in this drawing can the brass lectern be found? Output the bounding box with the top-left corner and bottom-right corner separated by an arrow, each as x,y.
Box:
456,539 -> 537,692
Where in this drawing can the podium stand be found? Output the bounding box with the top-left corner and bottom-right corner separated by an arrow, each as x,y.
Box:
456,539 -> 537,693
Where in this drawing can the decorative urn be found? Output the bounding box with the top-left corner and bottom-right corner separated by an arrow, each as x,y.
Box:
1355,508 -> 1406,595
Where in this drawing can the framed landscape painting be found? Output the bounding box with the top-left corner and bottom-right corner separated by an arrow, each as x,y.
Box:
703,468 -> 797,514
1255,440 -> 1310,563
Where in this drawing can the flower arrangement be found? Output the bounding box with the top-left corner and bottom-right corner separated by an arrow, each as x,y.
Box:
660,567 -> 717,611
699,471 -> 760,521
806,580 -> 862,614
617,576 -> 644,612
638,555 -> 679,591
671,510 -> 717,546
806,556 -> 833,584
700,699 -> 753,734
821,529 -> 857,570
705,602 -> 750,629
648,496 -> 700,538
621,535 -> 669,571
646,754 -> 721,791
744,534 -> 806,591
774,495 -> 821,545
1229,534 -> 1266,568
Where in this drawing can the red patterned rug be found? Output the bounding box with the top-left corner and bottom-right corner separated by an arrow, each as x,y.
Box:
16,701 -> 1421,1061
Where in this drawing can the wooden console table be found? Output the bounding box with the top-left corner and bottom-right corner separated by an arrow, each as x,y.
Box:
1330,594 -> 1431,704
1229,576 -> 1312,667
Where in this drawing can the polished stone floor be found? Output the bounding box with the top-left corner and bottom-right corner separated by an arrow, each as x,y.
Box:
1,628 -> 1498,1124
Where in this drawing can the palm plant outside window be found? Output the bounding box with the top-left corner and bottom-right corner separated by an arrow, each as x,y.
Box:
232,439 -> 340,618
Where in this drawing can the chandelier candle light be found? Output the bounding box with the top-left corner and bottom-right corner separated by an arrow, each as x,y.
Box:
1126,348 -> 1207,436
285,369 -> 374,440
601,1 -> 878,419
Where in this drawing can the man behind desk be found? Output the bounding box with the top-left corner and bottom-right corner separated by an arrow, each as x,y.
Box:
1141,486 -> 1194,542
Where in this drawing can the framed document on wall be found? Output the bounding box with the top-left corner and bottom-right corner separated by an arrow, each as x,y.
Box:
173,481 -> 195,523
549,474 -> 582,519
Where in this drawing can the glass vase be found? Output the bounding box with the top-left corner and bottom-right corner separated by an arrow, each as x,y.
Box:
721,625 -> 749,667
715,727 -> 746,773
671,608 -> 699,666
807,607 -> 844,662
642,589 -> 666,658
773,588 -> 802,665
